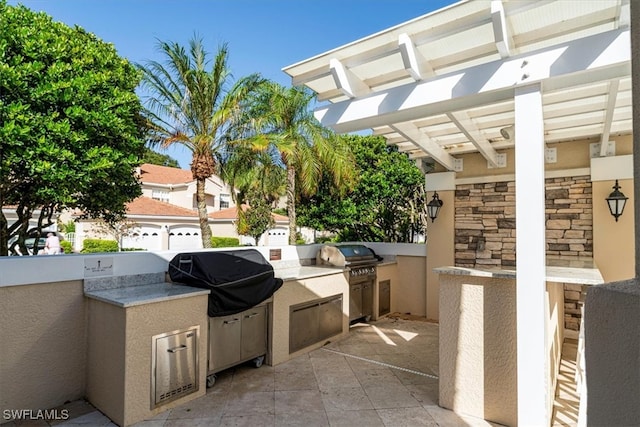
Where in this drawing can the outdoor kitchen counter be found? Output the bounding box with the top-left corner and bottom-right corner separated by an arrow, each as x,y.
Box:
269,265 -> 350,366
84,282 -> 210,307
434,257 -> 604,285
273,265 -> 345,282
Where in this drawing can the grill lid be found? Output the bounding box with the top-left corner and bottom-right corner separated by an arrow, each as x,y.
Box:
316,244 -> 380,267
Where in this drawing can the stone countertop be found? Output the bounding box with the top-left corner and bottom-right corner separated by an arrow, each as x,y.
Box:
274,265 -> 345,282
85,282 -> 210,308
434,257 -> 604,285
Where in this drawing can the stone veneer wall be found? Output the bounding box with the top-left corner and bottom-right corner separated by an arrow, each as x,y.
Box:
454,175 -> 593,268
454,176 -> 593,332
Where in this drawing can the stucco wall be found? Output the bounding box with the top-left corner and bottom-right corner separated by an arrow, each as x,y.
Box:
547,281 -> 565,415
426,189 -> 455,321
438,274 -> 517,427
585,279 -> 640,426
271,273 -> 350,365
0,281 -> 86,417
376,263 -> 399,316
592,179 -> 635,282
87,295 -> 209,427
393,256 -> 427,317
438,272 -> 565,427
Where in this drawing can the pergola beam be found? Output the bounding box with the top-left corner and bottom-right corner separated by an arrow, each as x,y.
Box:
599,79 -> 620,157
398,33 -> 434,81
447,111 -> 502,167
491,0 -> 513,58
329,58 -> 371,99
315,29 -> 630,133
390,122 -> 457,171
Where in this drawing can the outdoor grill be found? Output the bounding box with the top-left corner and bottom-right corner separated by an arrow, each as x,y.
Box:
168,249 -> 283,387
316,244 -> 382,323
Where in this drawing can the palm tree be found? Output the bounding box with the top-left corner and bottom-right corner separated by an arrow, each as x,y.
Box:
247,83 -> 355,244
138,37 -> 263,247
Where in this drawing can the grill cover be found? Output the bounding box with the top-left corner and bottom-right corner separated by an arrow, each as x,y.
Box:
168,249 -> 283,317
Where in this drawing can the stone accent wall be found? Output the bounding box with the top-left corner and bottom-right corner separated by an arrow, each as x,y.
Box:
564,283 -> 586,334
545,176 -> 593,258
455,182 -> 516,267
454,175 -> 593,268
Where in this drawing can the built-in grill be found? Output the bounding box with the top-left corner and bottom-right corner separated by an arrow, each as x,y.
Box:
316,244 -> 381,323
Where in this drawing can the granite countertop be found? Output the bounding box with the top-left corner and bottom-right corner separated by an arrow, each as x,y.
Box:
85,282 -> 210,308
274,265 -> 345,282
434,257 -> 604,285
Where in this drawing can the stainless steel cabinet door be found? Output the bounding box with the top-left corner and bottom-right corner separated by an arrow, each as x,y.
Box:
349,284 -> 363,321
379,280 -> 391,316
362,281 -> 374,319
209,314 -> 242,372
241,305 -> 267,360
290,302 -> 319,353
153,328 -> 198,408
318,296 -> 343,341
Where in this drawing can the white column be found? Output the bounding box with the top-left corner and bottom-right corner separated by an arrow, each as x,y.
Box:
514,83 -> 548,425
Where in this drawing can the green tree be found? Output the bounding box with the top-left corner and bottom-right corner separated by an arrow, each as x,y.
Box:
247,83 -> 354,244
141,146 -> 180,168
237,189 -> 275,246
138,37 -> 264,248
0,2 -> 144,256
298,135 -> 427,242
221,145 -> 285,207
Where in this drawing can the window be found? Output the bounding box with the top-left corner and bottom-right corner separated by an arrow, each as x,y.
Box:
152,189 -> 170,203
220,193 -> 230,209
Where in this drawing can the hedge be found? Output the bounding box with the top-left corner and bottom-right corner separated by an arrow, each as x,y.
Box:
210,237 -> 240,248
60,240 -> 73,254
81,238 -> 119,253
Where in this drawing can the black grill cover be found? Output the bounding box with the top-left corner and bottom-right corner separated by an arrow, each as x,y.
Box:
168,249 -> 283,317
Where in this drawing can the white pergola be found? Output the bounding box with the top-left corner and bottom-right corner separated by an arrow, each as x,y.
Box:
283,1 -> 632,425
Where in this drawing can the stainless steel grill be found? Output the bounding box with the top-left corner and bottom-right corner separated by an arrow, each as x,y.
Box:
316,244 -> 381,323
316,244 -> 379,267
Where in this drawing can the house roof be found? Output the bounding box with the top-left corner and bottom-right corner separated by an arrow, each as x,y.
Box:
209,205 -> 289,222
126,196 -> 198,217
138,163 -> 194,185
282,0 -> 632,170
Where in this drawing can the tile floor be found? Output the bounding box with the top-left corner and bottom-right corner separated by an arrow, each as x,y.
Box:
9,318 -> 501,427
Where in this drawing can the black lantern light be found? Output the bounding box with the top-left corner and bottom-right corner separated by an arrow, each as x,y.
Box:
605,180 -> 628,222
427,191 -> 444,222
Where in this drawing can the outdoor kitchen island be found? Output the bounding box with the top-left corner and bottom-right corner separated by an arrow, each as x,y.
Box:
80,261 -> 359,426
435,258 -> 603,427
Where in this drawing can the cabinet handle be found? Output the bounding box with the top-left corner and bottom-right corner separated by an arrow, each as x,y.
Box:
167,345 -> 187,353
245,313 -> 259,318
223,318 -> 240,324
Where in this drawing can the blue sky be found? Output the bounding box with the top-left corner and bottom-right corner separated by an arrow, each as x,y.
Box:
9,0 -> 454,168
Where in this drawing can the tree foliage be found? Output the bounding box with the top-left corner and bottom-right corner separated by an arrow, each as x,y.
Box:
141,146 -> 180,168
0,2 -> 145,255
138,37 -> 264,248
241,83 -> 355,244
297,135 -> 427,242
237,191 -> 275,246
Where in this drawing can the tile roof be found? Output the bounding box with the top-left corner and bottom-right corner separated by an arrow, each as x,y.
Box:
138,163 -> 193,185
209,205 -> 289,222
126,196 -> 198,217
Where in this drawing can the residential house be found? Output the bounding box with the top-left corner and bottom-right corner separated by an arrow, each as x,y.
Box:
74,163 -> 289,250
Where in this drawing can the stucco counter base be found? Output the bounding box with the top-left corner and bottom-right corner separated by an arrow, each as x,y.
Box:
271,267 -> 349,365
85,282 -> 209,427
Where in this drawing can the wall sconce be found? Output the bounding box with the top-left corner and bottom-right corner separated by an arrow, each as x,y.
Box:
606,180 -> 628,222
427,191 -> 444,222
